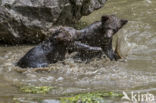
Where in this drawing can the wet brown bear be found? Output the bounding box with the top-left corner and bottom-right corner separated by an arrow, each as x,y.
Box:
17,29 -> 102,68
16,30 -> 72,68
77,15 -> 128,60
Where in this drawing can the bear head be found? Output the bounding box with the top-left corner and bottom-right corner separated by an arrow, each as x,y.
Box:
101,15 -> 128,38
52,29 -> 72,45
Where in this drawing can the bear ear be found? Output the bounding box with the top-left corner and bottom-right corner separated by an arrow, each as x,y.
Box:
120,19 -> 128,26
101,15 -> 109,22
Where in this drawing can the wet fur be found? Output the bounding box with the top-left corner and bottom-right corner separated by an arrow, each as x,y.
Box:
17,15 -> 128,68
52,15 -> 128,61
17,31 -> 71,68
17,29 -> 102,68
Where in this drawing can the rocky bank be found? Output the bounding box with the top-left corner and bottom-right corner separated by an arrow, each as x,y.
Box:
0,0 -> 107,44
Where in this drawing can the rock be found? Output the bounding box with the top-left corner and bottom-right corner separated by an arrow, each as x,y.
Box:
0,0 -> 107,44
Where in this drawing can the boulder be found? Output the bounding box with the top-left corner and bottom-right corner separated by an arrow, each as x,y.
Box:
0,0 -> 107,44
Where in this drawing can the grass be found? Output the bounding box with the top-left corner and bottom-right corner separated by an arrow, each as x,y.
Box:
20,86 -> 53,94
60,92 -> 123,103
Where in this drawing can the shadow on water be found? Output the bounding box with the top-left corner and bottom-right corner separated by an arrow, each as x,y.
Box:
0,0 -> 156,102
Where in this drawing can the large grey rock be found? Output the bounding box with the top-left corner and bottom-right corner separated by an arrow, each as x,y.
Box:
0,0 -> 107,44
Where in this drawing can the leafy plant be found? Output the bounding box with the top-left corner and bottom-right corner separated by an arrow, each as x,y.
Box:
60,92 -> 123,103
20,86 -> 53,94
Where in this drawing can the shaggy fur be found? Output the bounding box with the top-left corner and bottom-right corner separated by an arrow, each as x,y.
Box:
17,15 -> 128,68
50,15 -> 128,60
17,29 -> 102,68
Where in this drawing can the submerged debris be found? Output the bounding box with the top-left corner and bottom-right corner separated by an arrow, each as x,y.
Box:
20,86 -> 53,94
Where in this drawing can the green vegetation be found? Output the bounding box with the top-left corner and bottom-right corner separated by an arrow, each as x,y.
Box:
13,98 -> 20,103
60,92 -> 123,103
20,86 -> 53,94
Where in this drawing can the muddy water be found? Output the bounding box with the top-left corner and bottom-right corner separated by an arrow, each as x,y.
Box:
0,0 -> 156,102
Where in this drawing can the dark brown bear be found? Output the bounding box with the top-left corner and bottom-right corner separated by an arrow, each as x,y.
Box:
17,29 -> 102,68
77,15 -> 128,60
16,30 -> 72,68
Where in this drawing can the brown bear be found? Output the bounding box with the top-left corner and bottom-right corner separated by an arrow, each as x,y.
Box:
16,30 -> 72,68
17,29 -> 102,68
77,15 -> 128,60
